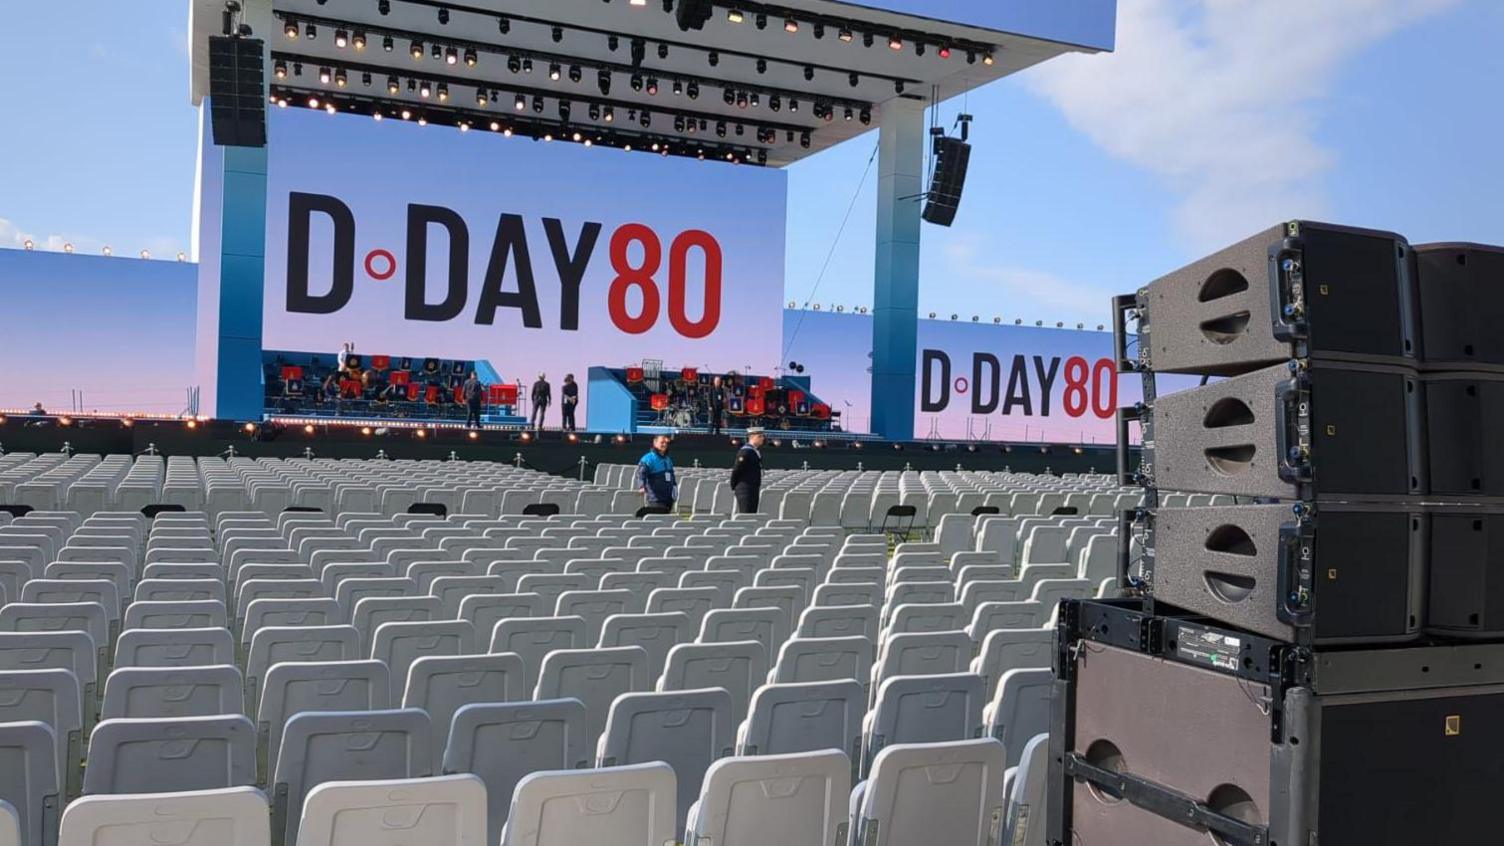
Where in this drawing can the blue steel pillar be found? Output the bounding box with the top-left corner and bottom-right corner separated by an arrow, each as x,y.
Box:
212,134 -> 268,420
870,98 -> 926,441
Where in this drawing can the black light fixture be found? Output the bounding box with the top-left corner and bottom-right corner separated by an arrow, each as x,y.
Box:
848,72 -> 859,87
783,17 -> 799,33
437,6 -> 449,24
436,82 -> 448,101
754,12 -> 767,29
382,35 -> 393,51
464,48 -> 477,67
410,40 -> 423,60
336,69 -> 348,87
318,65 -> 332,84
863,31 -> 875,47
813,23 -> 825,39
549,62 -> 561,80
707,51 -> 719,67
803,65 -> 814,81
507,54 -> 521,73
551,26 -> 563,43
418,80 -> 431,98
274,60 -> 287,78
514,93 -> 526,110
789,97 -> 799,112
532,94 -> 545,113
387,75 -> 399,94
604,105 -> 614,122
839,27 -> 854,42
768,93 -> 780,111
431,43 -> 442,60
445,46 -> 458,65
914,41 -> 926,56
844,106 -> 852,121
657,43 -> 669,59
608,34 -> 619,51
894,80 -> 905,93
859,106 -> 871,125
672,79 -> 683,96
723,88 -> 735,105
306,22 -> 317,40
800,131 -> 811,148
756,58 -> 767,74
476,90 -> 488,105
749,92 -> 760,107
630,38 -> 646,66
498,16 -> 510,34
597,69 -> 612,95
588,103 -> 600,120
639,110 -> 651,128
568,64 -> 582,83
631,74 -> 644,92
353,31 -> 367,50
888,34 -> 903,50
558,101 -> 571,121
334,29 -> 348,48
727,9 -> 744,23
522,57 -> 532,73
646,77 -> 659,95
284,19 -> 298,38
378,0 -> 390,14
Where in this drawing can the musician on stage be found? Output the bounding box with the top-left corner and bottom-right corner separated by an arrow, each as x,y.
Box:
730,426 -> 765,514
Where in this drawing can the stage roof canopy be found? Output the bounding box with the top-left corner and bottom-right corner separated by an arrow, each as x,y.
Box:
189,0 -> 1115,165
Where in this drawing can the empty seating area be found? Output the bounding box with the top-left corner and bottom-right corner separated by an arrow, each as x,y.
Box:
0,451 -> 1147,845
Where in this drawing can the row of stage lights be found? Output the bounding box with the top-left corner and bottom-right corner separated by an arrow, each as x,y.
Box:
272,88 -> 779,165
787,301 -> 1107,331
324,0 -> 996,68
18,241 -> 186,261
280,15 -> 892,105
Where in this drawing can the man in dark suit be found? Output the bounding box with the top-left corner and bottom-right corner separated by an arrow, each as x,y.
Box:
462,371 -> 484,428
707,375 -> 726,434
729,426 -> 765,514
530,373 -> 551,431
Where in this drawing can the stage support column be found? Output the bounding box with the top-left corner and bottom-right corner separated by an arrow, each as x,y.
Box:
870,98 -> 926,441
213,144 -> 268,421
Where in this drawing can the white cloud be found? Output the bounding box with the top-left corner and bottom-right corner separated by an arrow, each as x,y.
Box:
936,234 -> 1108,322
1024,0 -> 1460,251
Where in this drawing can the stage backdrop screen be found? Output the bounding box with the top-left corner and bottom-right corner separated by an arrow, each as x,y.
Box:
783,310 -> 1152,444
258,108 -> 787,417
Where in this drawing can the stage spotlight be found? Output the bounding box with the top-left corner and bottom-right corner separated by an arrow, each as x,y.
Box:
559,101 -> 571,121
727,9 -> 744,23
736,91 -> 748,108
523,57 -> 533,73
334,29 -> 348,48
415,428 -> 427,438
243,422 -> 256,433
520,431 -> 533,442
631,74 -> 644,92
569,64 -> 582,83
756,58 -> 767,74
799,131 -> 811,148
335,70 -> 348,87
983,53 -> 995,65
387,75 -> 399,94
915,41 -> 926,56
803,65 -> 814,81
533,94 -> 545,112
686,81 -> 699,100
445,46 -> 458,65
608,34 -> 619,51
182,418 -> 194,430
410,40 -> 423,60
938,45 -> 952,59
639,110 -> 651,127
498,16 -> 510,34
477,90 -> 488,106
789,98 -> 799,112
102,246 -> 113,256
551,26 -> 563,43
844,107 -> 853,121
839,27 -> 854,42
707,51 -> 719,67
749,92 -> 760,107
120,417 -> 132,428
549,63 -> 561,80
378,0 -> 390,14
353,31 -> 367,50
658,43 -> 669,59
464,48 -> 477,67
22,239 -> 33,250
318,66 -> 331,84
672,79 -> 682,96
646,77 -> 659,95
419,81 -> 431,98
614,434 -> 628,444
784,18 -> 798,33
507,54 -> 521,73
274,60 -> 287,79
859,107 -> 871,125
889,34 -> 903,50
604,105 -> 614,122
303,423 -> 315,434
432,43 -> 442,60
284,20 -> 298,39
597,69 -> 612,95
849,72 -> 859,87
754,12 -> 767,29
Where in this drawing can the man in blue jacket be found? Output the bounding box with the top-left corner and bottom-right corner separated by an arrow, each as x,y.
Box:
634,434 -> 678,512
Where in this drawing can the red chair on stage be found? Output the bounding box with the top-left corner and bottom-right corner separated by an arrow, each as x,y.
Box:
681,367 -> 699,382
490,384 -> 518,406
626,366 -> 645,384
281,365 -> 303,382
746,396 -> 766,416
370,355 -> 391,372
650,393 -> 670,411
339,378 -> 361,399
390,370 -> 411,387
405,384 -> 421,401
425,386 -> 440,404
758,376 -> 775,391
811,402 -> 831,420
453,386 -> 466,403
788,389 -> 806,406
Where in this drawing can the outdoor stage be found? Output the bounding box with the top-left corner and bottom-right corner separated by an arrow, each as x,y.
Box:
0,414 -> 1120,477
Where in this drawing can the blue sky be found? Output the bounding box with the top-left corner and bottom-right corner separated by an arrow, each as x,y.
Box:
1,0 -> 1500,328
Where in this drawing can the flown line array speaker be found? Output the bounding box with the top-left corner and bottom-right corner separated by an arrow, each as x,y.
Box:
1135,221 -> 1417,376
1148,359 -> 1425,499
1422,372 -> 1504,498
1416,243 -> 1504,371
208,36 -> 267,148
921,135 -> 972,227
1148,502 -> 1425,644
1049,599 -> 1504,846
1428,505 -> 1504,639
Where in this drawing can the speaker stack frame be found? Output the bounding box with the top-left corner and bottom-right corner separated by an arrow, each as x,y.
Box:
1047,222 -> 1504,846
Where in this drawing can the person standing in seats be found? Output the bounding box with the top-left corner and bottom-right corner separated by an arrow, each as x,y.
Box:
635,434 -> 678,512
463,371 -> 484,429
561,374 -> 579,432
730,427 -> 765,514
530,373 -> 552,431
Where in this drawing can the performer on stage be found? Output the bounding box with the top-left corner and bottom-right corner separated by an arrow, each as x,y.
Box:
462,371 -> 483,429
708,375 -> 726,434
530,373 -> 552,431
561,374 -> 579,432
730,426 -> 765,514
635,434 -> 678,512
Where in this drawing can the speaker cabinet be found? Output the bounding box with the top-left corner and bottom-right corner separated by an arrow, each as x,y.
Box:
1422,373 -> 1504,498
1150,503 -> 1425,644
1051,600 -> 1504,846
1150,360 -> 1424,499
208,36 -> 266,148
1139,221 -> 1417,376
1416,243 -> 1504,370
921,136 -> 971,227
1428,506 -> 1504,639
